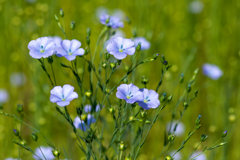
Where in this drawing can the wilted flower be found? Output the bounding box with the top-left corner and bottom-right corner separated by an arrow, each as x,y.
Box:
116,83 -> 143,104
10,72 -> 26,87
189,151 -> 207,160
33,147 -> 55,160
166,121 -> 185,136
106,37 -> 135,59
137,89 -> 160,110
28,37 -> 56,59
202,63 -> 223,80
0,89 -> 9,104
134,37 -> 151,50
189,0 -> 204,14
56,39 -> 84,61
100,14 -> 124,29
50,84 -> 78,107
74,114 -> 96,132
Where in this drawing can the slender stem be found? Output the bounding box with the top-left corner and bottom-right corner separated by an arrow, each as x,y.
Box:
37,142 -> 47,160
51,63 -> 57,86
187,142 -> 201,160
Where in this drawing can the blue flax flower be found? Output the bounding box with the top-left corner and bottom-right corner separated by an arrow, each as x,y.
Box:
56,39 -> 84,61
100,14 -> 124,29
138,89 -> 160,110
28,37 -> 56,59
84,104 -> 103,113
202,63 -> 223,80
107,37 -> 136,60
116,83 -> 143,104
33,146 -> 54,160
50,84 -> 78,107
74,114 -> 96,132
134,37 -> 151,50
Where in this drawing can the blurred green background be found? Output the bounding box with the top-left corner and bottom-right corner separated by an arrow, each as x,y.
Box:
0,0 -> 239,159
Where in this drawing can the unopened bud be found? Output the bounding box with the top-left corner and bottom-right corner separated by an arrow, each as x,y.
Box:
119,141 -> 125,150
126,17 -> 131,25
105,53 -> 110,60
123,78 -> 128,84
160,93 -> 166,103
80,114 -> 87,121
194,68 -> 199,75
167,95 -> 173,102
52,149 -> 60,157
47,56 -> 53,64
183,102 -> 188,108
54,15 -> 59,22
195,124 -> 201,130
17,104 -> 23,113
85,91 -> 92,98
87,28 -> 91,36
136,43 -> 141,51
145,120 -> 151,124
165,156 -> 173,160
20,140 -> 27,146
186,84 -> 191,93
105,17 -> 110,23
70,21 -> 75,30
195,115 -> 201,125
221,131 -> 227,138
108,107 -> 115,114
76,107 -> 82,116
168,134 -> 175,141
141,76 -> 149,85
110,63 -> 116,70
102,62 -> 107,69
86,36 -> 90,45
132,29 -> 137,38
153,53 -> 159,59
116,60 -> 122,66
31,132 -> 38,141
140,110 -> 147,118
179,73 -> 184,83
84,48 -> 89,55
125,155 -> 132,160
194,90 -> 198,97
13,129 -> 19,136
163,60 -> 168,65
200,133 -> 208,142
59,9 -> 64,17
160,54 -> 165,63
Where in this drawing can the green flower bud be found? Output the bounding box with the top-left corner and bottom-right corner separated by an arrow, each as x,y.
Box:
31,132 -> 38,141
52,149 -> 60,157
194,90 -> 198,97
102,62 -> 107,69
59,8 -> 64,17
87,27 -> 91,36
54,15 -> 59,22
195,124 -> 201,130
163,60 -> 168,65
76,107 -> 82,116
80,114 -> 87,121
145,120 -> 151,124
194,68 -> 199,75
136,43 -> 141,51
20,140 -> 27,146
86,36 -> 90,45
105,88 -> 110,94
110,63 -> 116,70
119,141 -> 125,150
141,76 -> 149,85
116,60 -> 122,65
70,21 -> 75,30
200,133 -> 208,142
84,48 -> 89,55
13,129 -> 19,136
160,54 -> 165,63
47,56 -> 53,64
165,156 -> 173,160
111,30 -> 116,36
221,131 -> 227,138
186,84 -> 191,93
108,107 -> 115,114
168,134 -> 175,142
123,78 -> 128,84
160,93 -> 166,103
183,102 -> 188,108
167,95 -> 173,102
195,115 -> 201,125
180,73 -> 184,83
153,53 -> 159,59
105,53 -> 110,60
132,29 -> 137,38
85,91 -> 92,98
17,104 -> 23,113
219,142 -> 227,146
140,110 -> 147,118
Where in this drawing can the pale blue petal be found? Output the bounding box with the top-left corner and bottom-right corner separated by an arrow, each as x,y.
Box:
56,47 -> 68,56
57,101 -> 70,107
50,95 -> 61,103
64,55 -> 77,61
113,52 -> 127,59
28,40 -> 40,50
66,92 -> 78,101
71,39 -> 81,52
63,84 -> 74,98
29,50 -> 42,59
123,39 -> 134,49
123,47 -> 135,55
61,40 -> 71,51
50,86 -> 62,98
73,48 -> 84,56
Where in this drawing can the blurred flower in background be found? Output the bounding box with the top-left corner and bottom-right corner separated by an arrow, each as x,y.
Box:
190,151 -> 207,160
96,7 -> 125,20
10,72 -> 26,87
4,158 -> 20,160
33,146 -> 55,160
104,30 -> 126,48
74,114 -> 96,132
0,89 -> 9,104
202,63 -> 223,80
100,14 -> 124,29
166,121 -> 185,136
134,37 -> 151,50
189,0 -> 204,14
170,150 -> 182,160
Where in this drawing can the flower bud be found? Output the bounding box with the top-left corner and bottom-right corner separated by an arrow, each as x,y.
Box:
87,27 -> 91,36
105,53 -> 110,60
54,15 -> 59,22
102,62 -> 107,69
195,124 -> 201,130
179,73 -> 184,83
186,84 -> 191,93
136,43 -> 141,51
85,91 -> 92,98
194,68 -> 199,75
129,116 -> 134,121
219,142 -> 227,146
167,95 -> 173,102
76,107 -> 82,116
116,60 -> 122,66
59,8 -> 64,17
86,36 -> 90,46
168,134 -> 175,142
160,54 -> 165,63
20,140 -> 27,146
123,78 -> 128,84
70,21 -> 75,30
194,90 -> 198,97
145,120 -> 151,124
165,156 -> 173,160
140,110 -> 147,118
84,48 -> 89,55
153,53 -> 159,59
105,88 -> 110,94
119,141 -> 125,150
80,114 -> 87,121
17,104 -> 23,113
160,93 -> 166,103
111,30 -> 116,36
110,63 -> 116,70
183,102 -> 188,108
163,60 -> 168,65
47,56 -> 53,64
108,107 -> 115,114
195,115 -> 201,125
13,129 -> 19,136
221,131 -> 227,138
200,133 -> 208,142
141,76 -> 149,85
31,132 -> 38,141
52,149 -> 60,157
105,17 -> 110,23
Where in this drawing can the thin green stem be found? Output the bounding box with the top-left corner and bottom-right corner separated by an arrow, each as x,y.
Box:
51,63 -> 57,86
37,142 -> 47,160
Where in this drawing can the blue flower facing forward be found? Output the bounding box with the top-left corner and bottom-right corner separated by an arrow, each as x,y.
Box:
138,89 -> 160,110
28,37 -> 56,59
57,39 -> 84,61
116,83 -> 143,104
100,14 -> 124,29
106,37 -> 136,59
50,84 -> 78,107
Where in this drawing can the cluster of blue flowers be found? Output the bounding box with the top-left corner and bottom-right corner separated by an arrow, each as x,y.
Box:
116,83 -> 160,110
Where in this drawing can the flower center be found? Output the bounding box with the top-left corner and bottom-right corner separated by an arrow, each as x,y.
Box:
40,45 -> 45,53
61,95 -> 66,101
126,92 -> 133,99
143,96 -> 150,103
68,49 -> 72,55
119,45 -> 124,52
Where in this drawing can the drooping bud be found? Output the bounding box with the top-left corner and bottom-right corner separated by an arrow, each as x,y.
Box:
119,141 -> 125,150
31,132 -> 38,141
186,84 -> 191,93
47,56 -> 53,64
141,76 -> 149,85
180,73 -> 184,83
160,93 -> 166,103
70,21 -> 75,30
52,149 -> 60,157
195,115 -> 201,125
221,131 -> 227,138
87,27 -> 91,36
168,134 -> 175,142
85,91 -> 92,98
86,36 -> 90,45
59,9 -> 64,17
13,129 -> 19,136
167,95 -> 173,102
102,62 -> 107,69
194,90 -> 198,97
20,140 -> 27,146
200,133 -> 208,142
136,43 -> 141,51
163,60 -> 168,65
17,104 -> 23,113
